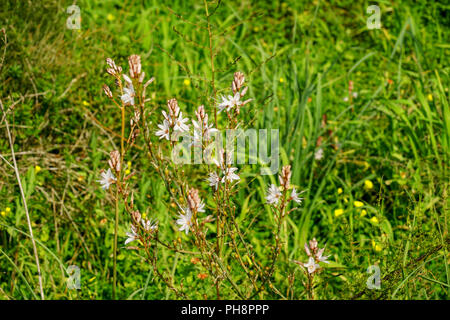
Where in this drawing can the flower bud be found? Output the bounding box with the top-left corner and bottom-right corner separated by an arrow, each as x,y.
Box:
102,84 -> 113,99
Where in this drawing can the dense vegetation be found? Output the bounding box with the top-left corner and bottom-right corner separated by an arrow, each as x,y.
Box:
0,0 -> 448,300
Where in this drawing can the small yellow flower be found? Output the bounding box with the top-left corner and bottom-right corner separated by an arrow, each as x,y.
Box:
375,244 -> 382,252
125,169 -> 131,175
183,79 -> 191,86
427,94 -> 433,101
360,209 -> 367,217
343,196 -> 348,203
1,211 -> 5,217
253,26 -> 259,32
371,240 -> 382,252
5,207 -> 11,213
88,276 -> 96,283
354,201 -> 364,208
334,208 -> 344,217
142,213 -> 147,220
337,188 -> 343,194
107,14 -> 115,22
35,165 -> 41,173
364,180 -> 373,190
82,100 -> 90,106
127,161 -> 132,168
279,77 -> 284,83
370,216 -> 379,224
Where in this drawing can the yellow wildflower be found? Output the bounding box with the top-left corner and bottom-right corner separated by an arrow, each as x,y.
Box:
35,165 -> 41,173
354,201 -> 364,208
371,240 -> 382,252
82,100 -> 90,106
334,208 -> 344,217
370,216 -> 379,224
125,169 -> 131,175
142,213 -> 147,220
107,14 -> 115,22
337,188 -> 343,194
1,211 -> 5,217
360,209 -> 367,217
5,207 -> 11,213
183,79 -> 191,86
279,77 -> 284,83
364,180 -> 373,190
427,94 -> 433,101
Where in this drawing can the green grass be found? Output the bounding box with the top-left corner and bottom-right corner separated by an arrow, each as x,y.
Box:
0,0 -> 448,299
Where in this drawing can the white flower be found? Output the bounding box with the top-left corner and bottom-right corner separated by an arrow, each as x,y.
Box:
142,218 -> 158,232
316,247 -> 330,264
217,92 -> 242,113
176,207 -> 193,235
197,201 -> 205,213
97,168 -> 116,190
121,79 -> 135,106
314,148 -> 324,160
174,112 -> 190,133
266,184 -> 282,205
207,172 -> 220,190
222,167 -> 240,183
290,187 -> 304,204
155,119 -> 170,140
352,92 -> 358,98
218,95 -> 233,113
343,96 -> 349,102
125,225 -> 138,245
303,257 -> 320,274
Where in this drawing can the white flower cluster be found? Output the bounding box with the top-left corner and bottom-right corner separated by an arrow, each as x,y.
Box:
97,168 -> 116,190
207,150 -> 240,190
217,71 -> 252,114
125,215 -> 158,245
155,98 -> 190,141
265,165 -> 304,206
294,238 -> 330,274
176,188 -> 205,235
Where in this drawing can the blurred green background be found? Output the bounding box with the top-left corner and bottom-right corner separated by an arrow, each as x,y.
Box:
0,0 -> 448,299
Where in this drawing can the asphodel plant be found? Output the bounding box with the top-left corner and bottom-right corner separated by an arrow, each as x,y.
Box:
98,54 -> 328,299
